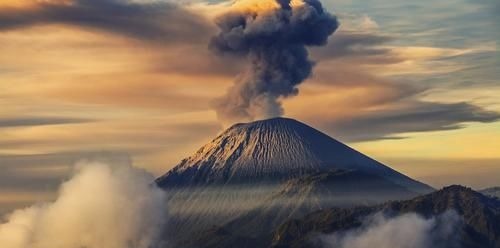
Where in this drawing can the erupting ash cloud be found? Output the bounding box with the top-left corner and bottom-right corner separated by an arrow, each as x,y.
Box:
210,0 -> 338,124
0,162 -> 168,248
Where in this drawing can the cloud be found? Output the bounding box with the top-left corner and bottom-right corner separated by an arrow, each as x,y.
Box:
284,26 -> 500,142
0,152 -> 129,194
321,211 -> 461,248
0,161 -> 169,248
210,0 -> 338,124
311,31 -> 399,63
0,115 -> 220,154
0,113 -> 222,180
0,0 -> 213,44
328,101 -> 500,141
151,45 -> 245,78
0,116 -> 92,128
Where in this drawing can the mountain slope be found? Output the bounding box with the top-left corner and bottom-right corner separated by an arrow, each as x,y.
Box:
157,117 -> 432,193
186,169 -> 420,248
273,185 -> 500,248
156,117 -> 434,246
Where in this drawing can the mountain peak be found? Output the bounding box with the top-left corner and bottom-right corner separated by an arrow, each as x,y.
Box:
428,185 -> 489,203
157,118 -> 432,193
230,117 -> 301,127
227,117 -> 310,133
440,185 -> 476,194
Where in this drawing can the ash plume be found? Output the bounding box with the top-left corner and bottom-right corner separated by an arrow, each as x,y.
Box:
210,0 -> 338,124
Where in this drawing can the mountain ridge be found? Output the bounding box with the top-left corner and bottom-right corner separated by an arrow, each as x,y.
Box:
272,185 -> 500,248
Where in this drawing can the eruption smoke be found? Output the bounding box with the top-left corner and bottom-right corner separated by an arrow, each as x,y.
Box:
210,0 -> 338,124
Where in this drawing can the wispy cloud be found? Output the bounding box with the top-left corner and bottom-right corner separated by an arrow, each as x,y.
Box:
0,0 -> 213,44
328,101 -> 500,141
0,116 -> 92,128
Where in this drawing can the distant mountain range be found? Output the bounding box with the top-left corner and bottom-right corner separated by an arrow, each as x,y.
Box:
273,185 -> 500,248
155,118 -> 499,247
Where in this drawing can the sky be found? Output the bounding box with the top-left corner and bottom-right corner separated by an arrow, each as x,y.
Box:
0,0 -> 498,214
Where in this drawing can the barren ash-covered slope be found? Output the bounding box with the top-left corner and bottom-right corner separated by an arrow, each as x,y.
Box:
156,117 -> 432,194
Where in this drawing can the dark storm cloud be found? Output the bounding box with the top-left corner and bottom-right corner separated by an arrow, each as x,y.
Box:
0,0 -> 213,44
210,0 -> 339,123
0,116 -> 92,128
326,101 -> 500,141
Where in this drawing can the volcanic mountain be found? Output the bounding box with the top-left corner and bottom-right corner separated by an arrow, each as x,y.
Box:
156,118 -> 433,246
157,117 -> 431,193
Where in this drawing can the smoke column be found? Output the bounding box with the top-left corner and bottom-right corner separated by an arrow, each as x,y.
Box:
210,0 -> 338,124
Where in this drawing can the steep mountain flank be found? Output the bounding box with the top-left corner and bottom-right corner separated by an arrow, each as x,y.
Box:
157,118 -> 432,193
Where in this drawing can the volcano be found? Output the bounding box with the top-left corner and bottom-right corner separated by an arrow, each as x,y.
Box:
156,118 -> 433,246
157,117 -> 431,193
